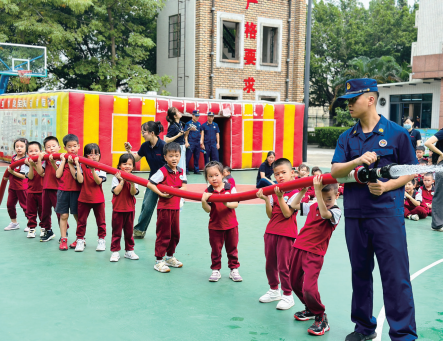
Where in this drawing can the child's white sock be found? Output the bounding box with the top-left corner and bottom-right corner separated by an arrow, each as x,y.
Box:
165,256 -> 172,260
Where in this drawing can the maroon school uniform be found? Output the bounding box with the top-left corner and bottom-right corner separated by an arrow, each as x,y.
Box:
264,191 -> 299,296
224,175 -> 236,188
306,186 -> 316,200
76,164 -> 107,239
6,155 -> 29,220
404,190 -> 428,219
41,159 -> 62,231
290,202 -> 341,317
205,182 -> 240,270
58,161 -> 81,192
111,175 -> 139,252
26,168 -> 43,229
418,185 -> 434,215
150,165 -> 186,259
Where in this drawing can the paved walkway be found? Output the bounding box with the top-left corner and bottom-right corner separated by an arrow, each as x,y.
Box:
305,144 -> 335,170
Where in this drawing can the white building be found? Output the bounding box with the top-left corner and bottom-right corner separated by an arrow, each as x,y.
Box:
377,0 -> 442,129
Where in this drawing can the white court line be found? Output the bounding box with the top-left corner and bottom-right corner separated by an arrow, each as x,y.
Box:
374,258 -> 443,341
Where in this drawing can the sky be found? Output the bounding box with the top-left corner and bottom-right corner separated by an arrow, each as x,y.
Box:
359,0 -> 416,8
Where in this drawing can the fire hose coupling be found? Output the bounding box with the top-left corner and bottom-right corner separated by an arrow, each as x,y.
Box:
336,162 -> 399,185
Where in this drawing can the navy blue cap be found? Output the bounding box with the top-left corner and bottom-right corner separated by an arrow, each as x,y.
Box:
192,110 -> 200,117
337,78 -> 379,100
208,111 -> 215,116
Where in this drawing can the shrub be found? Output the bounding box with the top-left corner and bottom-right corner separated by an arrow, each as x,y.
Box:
314,127 -> 350,148
308,132 -> 317,144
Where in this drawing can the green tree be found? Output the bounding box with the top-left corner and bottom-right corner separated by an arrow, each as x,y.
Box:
309,0 -> 417,107
0,0 -> 171,93
335,106 -> 356,127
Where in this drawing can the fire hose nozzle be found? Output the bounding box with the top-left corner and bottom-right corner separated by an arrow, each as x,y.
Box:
356,163 -> 399,183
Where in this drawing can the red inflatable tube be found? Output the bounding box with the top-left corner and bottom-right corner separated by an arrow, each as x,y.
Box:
0,154 -> 338,205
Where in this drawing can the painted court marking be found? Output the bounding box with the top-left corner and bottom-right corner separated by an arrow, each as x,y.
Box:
374,258 -> 443,341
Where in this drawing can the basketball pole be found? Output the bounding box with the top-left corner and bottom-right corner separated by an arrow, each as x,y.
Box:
302,0 -> 313,163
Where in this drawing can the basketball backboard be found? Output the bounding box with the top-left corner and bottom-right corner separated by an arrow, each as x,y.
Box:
0,43 -> 47,77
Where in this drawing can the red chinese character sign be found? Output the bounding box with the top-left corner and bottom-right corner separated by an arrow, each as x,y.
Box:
245,0 -> 258,9
243,77 -> 255,93
244,49 -> 256,65
245,22 -> 257,39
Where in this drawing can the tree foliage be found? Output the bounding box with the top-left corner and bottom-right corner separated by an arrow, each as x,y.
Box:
0,0 -> 171,93
310,0 -> 418,107
334,106 -> 356,127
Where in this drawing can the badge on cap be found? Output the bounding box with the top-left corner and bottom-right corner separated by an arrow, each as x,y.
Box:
347,83 -> 351,90
379,139 -> 387,147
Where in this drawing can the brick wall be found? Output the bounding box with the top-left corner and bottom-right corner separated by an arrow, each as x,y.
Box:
195,0 -> 306,102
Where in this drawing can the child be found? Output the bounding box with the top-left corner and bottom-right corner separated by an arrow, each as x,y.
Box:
24,141 -> 43,238
256,158 -> 298,310
305,167 -> 323,201
415,146 -> 426,162
55,134 -> 81,250
147,142 -> 187,273
290,176 -> 341,336
36,136 -> 62,241
404,178 -> 428,220
223,166 -> 236,188
298,164 -> 310,178
418,173 -> 434,215
202,161 -> 242,282
72,143 -> 108,252
110,154 -> 139,262
294,170 -> 300,179
4,138 -> 29,231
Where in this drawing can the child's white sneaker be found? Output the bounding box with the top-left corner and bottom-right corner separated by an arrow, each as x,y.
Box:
229,269 -> 243,282
96,238 -> 106,251
259,289 -> 282,303
27,229 -> 36,238
165,256 -> 183,268
276,294 -> 295,310
4,222 -> 19,231
75,239 -> 86,252
24,226 -> 30,232
110,252 -> 120,262
40,228 -> 46,237
410,214 -> 419,221
124,251 -> 139,260
209,270 -> 221,282
154,260 -> 170,273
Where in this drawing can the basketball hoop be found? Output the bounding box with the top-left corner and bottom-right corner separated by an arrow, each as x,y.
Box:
17,70 -> 32,84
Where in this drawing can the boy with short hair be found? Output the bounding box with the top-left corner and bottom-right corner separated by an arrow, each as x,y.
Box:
418,172 -> 434,215
415,146 -> 426,162
256,158 -> 298,310
54,134 -> 81,250
147,142 -> 187,273
222,166 -> 236,188
24,141 -> 43,238
298,164 -> 310,178
36,136 -> 62,242
290,176 -> 341,336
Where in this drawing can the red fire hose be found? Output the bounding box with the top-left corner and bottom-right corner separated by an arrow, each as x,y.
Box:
0,154 -> 339,205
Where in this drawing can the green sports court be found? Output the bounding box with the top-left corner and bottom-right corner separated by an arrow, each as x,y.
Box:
0,168 -> 442,341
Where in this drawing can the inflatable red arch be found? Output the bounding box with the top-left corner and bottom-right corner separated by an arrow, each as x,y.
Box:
0,154 -> 339,205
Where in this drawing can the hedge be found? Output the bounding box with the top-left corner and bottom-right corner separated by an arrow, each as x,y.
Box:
314,127 -> 351,148
307,131 -> 317,144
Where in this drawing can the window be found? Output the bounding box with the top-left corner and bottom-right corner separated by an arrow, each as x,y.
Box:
261,26 -> 278,65
221,21 -> 240,62
169,15 -> 180,58
221,96 -> 239,100
390,93 -> 433,128
259,96 -> 277,102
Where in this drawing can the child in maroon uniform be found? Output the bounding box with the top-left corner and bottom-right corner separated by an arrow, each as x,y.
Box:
298,164 -> 310,178
71,143 -> 108,252
36,136 -> 62,242
223,166 -> 236,188
404,178 -> 428,221
415,146 -> 426,163
418,173 -> 434,215
110,154 -> 139,262
202,161 -> 242,282
55,134 -> 81,251
4,138 -> 29,231
24,141 -> 43,238
148,142 -> 187,273
290,176 -> 341,336
256,158 -> 298,310
304,167 -> 323,202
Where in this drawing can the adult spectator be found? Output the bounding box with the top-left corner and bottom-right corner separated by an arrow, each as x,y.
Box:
256,151 -> 276,188
200,112 -> 220,164
404,118 -> 422,149
424,129 -> 443,231
184,110 -> 202,174
124,121 -> 165,239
